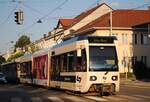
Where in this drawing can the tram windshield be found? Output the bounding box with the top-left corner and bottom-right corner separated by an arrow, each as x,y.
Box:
89,46 -> 118,71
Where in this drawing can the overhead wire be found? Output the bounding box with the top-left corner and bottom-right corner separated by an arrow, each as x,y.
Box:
0,3 -> 18,28
17,0 -> 69,36
12,1 -> 150,41
22,3 -> 44,16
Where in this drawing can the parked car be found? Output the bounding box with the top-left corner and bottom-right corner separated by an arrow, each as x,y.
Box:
0,72 -> 7,83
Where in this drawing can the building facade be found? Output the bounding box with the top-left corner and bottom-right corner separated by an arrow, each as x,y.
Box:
28,3 -> 150,73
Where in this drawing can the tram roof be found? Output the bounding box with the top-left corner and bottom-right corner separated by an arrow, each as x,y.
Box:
52,36 -> 117,49
32,47 -> 51,57
17,53 -> 32,62
1,60 -> 17,66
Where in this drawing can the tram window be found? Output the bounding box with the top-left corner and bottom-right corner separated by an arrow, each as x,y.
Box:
81,49 -> 86,71
76,49 -> 86,72
60,55 -> 64,72
51,56 -> 55,80
63,54 -> 68,72
51,56 -> 61,80
51,50 -> 86,72
68,52 -> 75,72
76,57 -> 82,71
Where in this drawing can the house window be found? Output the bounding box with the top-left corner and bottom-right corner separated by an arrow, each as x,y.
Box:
132,56 -> 137,65
122,34 -> 124,44
133,34 -> 137,45
141,34 -> 148,45
125,34 -> 128,44
112,33 -> 118,36
141,56 -> 147,65
122,34 -> 128,44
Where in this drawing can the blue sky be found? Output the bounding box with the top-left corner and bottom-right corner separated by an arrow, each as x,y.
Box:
0,0 -> 150,54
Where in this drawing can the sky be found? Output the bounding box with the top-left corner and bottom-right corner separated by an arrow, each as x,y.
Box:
0,0 -> 150,54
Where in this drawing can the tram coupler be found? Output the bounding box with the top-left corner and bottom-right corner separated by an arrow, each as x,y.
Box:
99,84 -> 115,96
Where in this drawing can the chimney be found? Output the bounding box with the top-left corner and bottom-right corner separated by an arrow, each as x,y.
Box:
48,32 -> 51,36
43,34 -> 47,39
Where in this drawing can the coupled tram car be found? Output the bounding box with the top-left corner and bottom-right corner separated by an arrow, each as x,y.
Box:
18,36 -> 119,95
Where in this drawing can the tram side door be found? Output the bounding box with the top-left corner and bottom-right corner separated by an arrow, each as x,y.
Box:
51,56 -> 61,88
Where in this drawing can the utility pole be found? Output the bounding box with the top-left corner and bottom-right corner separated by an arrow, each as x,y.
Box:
148,23 -> 150,37
110,11 -> 112,36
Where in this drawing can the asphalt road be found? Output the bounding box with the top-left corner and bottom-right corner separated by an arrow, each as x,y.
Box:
0,81 -> 149,102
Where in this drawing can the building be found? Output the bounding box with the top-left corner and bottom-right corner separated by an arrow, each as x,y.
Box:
30,3 -> 150,73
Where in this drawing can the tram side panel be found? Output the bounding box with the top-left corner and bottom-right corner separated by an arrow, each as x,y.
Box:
19,61 -> 32,84
32,54 -> 48,86
2,62 -> 20,83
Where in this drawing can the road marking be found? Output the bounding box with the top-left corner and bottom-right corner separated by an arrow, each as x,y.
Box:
31,97 -> 43,102
65,96 -> 85,102
48,96 -> 64,102
83,96 -> 108,101
11,97 -> 23,102
103,96 -> 125,101
117,95 -> 142,100
133,95 -> 150,99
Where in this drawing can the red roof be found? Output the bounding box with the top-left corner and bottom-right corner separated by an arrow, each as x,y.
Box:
58,3 -> 111,29
73,3 -> 110,25
59,19 -> 75,29
76,9 -> 150,34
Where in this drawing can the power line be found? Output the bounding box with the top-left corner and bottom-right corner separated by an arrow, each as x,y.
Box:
17,1 -> 150,39
17,0 -> 69,36
0,3 -> 18,28
22,3 -> 44,16
40,0 -> 69,21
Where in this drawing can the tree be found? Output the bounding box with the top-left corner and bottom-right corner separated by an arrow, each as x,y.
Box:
15,35 -> 31,49
29,43 -> 39,53
0,56 -> 6,64
7,52 -> 24,62
0,56 -> 6,71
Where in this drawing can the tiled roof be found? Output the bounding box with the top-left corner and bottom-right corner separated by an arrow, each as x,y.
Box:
73,3 -> 108,24
59,19 -> 75,29
75,9 -> 150,34
58,3 -> 110,29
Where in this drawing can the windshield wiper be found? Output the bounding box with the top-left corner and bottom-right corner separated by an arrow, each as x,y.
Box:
104,64 -> 116,75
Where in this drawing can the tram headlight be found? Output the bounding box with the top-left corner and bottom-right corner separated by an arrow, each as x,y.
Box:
112,76 -> 118,81
90,76 -> 97,81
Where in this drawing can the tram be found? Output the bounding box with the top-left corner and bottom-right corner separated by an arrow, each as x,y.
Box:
49,36 -> 119,94
17,36 -> 119,95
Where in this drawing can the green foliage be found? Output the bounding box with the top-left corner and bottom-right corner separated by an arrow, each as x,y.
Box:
7,52 -> 24,62
29,43 -> 39,53
15,35 -> 31,48
0,56 -> 6,64
0,56 -> 6,71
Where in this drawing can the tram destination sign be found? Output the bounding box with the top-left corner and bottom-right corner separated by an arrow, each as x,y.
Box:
88,37 -> 114,43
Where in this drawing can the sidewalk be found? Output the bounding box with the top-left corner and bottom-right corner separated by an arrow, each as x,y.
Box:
120,79 -> 150,88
